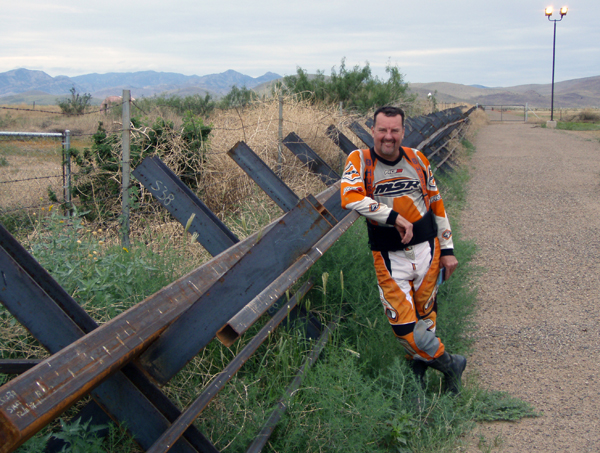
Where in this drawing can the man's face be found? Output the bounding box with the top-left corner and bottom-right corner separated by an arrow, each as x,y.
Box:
371,113 -> 404,160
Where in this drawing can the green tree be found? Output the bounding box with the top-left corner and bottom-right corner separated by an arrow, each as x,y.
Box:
57,87 -> 93,116
219,85 -> 258,110
276,58 -> 415,114
70,114 -> 212,219
134,93 -> 216,118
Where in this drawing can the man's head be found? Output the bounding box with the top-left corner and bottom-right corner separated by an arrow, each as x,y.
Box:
371,106 -> 405,161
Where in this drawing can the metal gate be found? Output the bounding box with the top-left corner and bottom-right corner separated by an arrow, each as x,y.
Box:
481,105 -> 526,122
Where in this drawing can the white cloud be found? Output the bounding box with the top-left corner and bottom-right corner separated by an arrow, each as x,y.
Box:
0,0 -> 599,86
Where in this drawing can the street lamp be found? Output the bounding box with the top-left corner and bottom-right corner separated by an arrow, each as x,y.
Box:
545,6 -> 568,123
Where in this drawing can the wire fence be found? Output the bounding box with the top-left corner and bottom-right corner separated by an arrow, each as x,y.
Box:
0,132 -> 68,228
1,91 -> 470,245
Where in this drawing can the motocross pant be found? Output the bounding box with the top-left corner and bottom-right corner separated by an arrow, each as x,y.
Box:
372,238 -> 445,362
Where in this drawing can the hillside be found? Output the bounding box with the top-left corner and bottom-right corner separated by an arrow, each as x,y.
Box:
0,68 -> 282,103
1,68 -> 599,108
408,76 -> 600,108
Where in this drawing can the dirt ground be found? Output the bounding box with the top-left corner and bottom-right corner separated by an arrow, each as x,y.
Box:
460,118 -> 600,452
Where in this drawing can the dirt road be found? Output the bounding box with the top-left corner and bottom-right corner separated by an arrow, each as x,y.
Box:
461,120 -> 600,452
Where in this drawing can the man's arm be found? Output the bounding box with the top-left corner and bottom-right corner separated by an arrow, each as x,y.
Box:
388,210 -> 414,244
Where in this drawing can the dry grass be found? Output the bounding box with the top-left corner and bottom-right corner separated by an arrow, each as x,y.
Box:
525,107 -> 600,123
0,97 -> 470,250
0,138 -> 64,210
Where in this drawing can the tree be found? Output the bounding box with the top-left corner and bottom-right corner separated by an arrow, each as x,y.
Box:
57,87 -> 93,116
70,114 -> 212,219
275,58 -> 416,114
219,85 -> 258,110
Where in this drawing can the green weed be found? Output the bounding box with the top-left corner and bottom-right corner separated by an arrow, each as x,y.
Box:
0,209 -> 37,238
556,121 -> 600,131
16,418 -> 137,453
28,212 -> 191,322
3,133 -> 538,452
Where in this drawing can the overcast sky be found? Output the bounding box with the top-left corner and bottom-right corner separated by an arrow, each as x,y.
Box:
2,0 -> 599,88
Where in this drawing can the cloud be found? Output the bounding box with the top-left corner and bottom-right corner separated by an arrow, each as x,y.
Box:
1,0 -> 599,87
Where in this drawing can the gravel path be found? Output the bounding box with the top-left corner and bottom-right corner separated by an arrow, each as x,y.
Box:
460,120 -> 600,452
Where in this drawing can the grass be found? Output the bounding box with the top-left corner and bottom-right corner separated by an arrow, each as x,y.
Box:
1,107 -> 539,452
556,121 -> 600,131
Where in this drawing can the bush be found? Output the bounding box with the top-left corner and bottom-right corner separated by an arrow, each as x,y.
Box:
70,113 -> 211,218
275,58 -> 416,114
134,93 -> 216,118
566,109 -> 600,123
57,87 -> 92,116
219,85 -> 259,110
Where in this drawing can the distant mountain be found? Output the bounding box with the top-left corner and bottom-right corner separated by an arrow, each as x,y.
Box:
0,68 -> 282,101
408,76 -> 600,108
2,68 -> 599,108
0,69 -> 80,97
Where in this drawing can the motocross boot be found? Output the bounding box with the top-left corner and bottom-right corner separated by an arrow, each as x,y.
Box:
428,352 -> 467,395
408,359 -> 428,389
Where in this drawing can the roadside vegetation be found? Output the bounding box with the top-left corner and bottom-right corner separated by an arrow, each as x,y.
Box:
554,109 -> 600,130
0,83 -> 538,451
57,87 -> 93,116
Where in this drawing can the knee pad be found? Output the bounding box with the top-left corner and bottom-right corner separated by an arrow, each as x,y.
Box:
413,319 -> 441,358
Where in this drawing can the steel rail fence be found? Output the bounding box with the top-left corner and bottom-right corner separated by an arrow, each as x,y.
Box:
0,105 -> 478,452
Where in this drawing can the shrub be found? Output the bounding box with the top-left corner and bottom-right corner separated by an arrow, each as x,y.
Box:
275,58 -> 416,114
134,93 -> 216,118
219,85 -> 259,110
70,113 -> 211,218
57,87 -> 92,116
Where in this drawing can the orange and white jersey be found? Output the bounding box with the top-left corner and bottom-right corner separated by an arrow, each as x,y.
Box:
341,147 -> 454,252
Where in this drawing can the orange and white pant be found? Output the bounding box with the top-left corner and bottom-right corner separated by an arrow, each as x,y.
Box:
372,238 -> 445,361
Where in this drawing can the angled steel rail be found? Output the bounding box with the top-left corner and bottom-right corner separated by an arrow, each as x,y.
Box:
0,186 -> 356,452
0,108 -> 478,450
145,280 -> 315,453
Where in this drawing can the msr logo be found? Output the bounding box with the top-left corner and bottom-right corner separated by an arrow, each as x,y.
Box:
373,178 -> 420,197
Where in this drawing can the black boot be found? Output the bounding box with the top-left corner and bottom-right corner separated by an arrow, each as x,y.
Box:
428,352 -> 467,395
408,359 -> 428,389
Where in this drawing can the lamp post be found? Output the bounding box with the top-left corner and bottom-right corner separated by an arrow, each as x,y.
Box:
545,6 -> 568,123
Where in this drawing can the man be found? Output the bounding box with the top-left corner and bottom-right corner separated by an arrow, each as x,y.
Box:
340,106 -> 466,394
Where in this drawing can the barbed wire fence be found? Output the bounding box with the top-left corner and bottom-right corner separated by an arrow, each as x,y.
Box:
0,90 -> 350,247
0,88 -> 449,248
0,131 -> 70,233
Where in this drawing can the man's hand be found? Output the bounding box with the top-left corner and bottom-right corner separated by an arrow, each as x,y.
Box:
394,215 -> 413,244
440,255 -> 458,280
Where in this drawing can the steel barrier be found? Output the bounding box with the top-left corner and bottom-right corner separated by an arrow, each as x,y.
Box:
0,106 -> 476,452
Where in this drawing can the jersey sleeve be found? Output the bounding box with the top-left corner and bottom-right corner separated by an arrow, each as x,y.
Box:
340,149 -> 394,225
417,151 -> 455,253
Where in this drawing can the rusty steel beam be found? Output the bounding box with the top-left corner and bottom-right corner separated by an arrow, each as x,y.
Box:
348,121 -> 374,148
133,156 -> 239,256
282,132 -> 340,186
246,319 -> 340,453
138,195 -> 339,384
216,207 -> 357,347
325,125 -> 359,156
0,187 -> 347,450
0,223 -> 216,453
227,142 -> 300,212
0,246 -> 201,452
216,280 -> 314,347
146,280 -> 315,453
